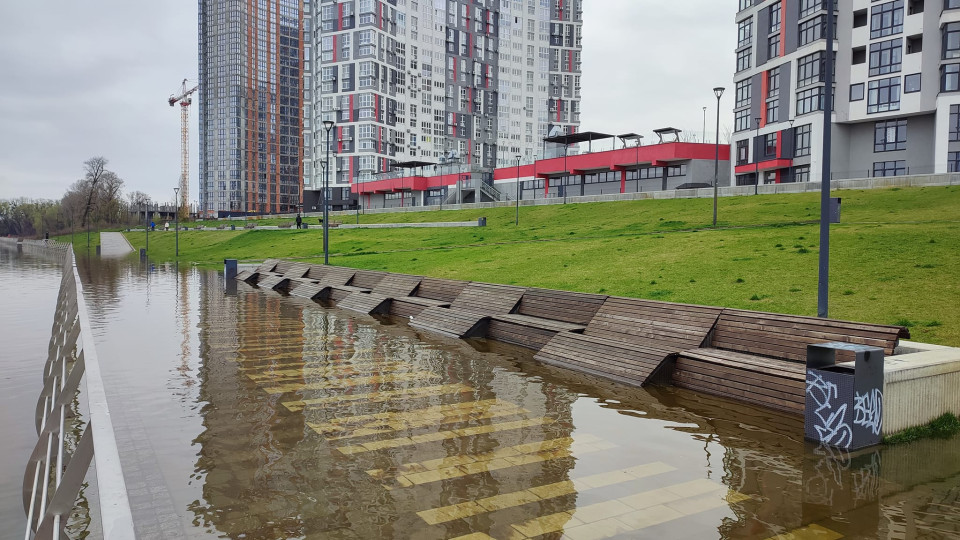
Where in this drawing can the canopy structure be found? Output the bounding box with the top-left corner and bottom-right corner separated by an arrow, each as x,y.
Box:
392,160 -> 436,170
653,127 -> 683,144
543,131 -> 614,153
617,133 -> 644,148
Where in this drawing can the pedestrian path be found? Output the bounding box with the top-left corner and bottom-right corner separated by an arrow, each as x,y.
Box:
99,232 -> 134,257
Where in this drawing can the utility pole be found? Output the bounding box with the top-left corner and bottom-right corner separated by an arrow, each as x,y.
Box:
818,0 -> 836,318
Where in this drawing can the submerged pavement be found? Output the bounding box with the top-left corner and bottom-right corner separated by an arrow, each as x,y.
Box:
100,232 -> 134,257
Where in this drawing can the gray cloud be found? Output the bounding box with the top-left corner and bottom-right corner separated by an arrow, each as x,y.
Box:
0,1 -> 733,202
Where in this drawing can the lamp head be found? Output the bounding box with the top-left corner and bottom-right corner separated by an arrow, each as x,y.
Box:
713,87 -> 725,99
323,120 -> 335,131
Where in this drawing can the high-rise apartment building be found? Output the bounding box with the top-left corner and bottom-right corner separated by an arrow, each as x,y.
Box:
730,0 -> 960,186
199,0 -> 305,217
306,0 -> 583,208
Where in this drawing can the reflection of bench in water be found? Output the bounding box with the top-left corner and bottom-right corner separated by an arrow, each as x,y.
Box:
672,310 -> 909,414
237,261 -> 911,415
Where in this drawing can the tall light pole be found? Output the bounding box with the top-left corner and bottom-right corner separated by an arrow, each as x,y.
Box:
173,186 -> 180,257
323,119 -> 335,265
702,106 -> 707,143
515,154 -> 522,226
819,0 -> 836,318
712,87 -> 725,227
754,117 -> 762,195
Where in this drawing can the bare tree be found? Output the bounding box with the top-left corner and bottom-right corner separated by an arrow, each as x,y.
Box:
80,156 -> 107,227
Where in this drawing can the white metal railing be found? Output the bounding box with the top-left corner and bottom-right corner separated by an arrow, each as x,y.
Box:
19,245 -> 134,539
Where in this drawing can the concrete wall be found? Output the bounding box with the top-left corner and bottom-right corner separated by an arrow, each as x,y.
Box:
835,113 -> 937,177
884,342 -> 960,435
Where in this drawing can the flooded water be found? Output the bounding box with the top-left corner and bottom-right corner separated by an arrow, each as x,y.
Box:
4,253 -> 960,539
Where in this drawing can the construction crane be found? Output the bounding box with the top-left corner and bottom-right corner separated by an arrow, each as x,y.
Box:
168,79 -> 198,218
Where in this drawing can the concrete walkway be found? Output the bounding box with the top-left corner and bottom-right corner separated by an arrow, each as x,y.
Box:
100,232 -> 134,257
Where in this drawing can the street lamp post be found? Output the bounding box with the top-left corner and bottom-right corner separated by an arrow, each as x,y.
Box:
754,117 -> 762,195
323,119 -> 335,265
818,0 -> 836,318
515,154 -> 522,226
702,106 -> 707,143
173,186 -> 180,257
712,87 -> 725,227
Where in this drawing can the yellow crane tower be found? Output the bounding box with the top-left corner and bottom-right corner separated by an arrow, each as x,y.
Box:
168,79 -> 198,219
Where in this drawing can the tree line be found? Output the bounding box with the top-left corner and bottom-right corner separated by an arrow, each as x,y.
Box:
0,157 -> 155,238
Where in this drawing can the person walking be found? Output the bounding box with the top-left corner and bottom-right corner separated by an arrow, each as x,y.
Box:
295,214 -> 302,229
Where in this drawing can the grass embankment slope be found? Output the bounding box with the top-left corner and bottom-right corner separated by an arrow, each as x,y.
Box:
124,186 -> 960,346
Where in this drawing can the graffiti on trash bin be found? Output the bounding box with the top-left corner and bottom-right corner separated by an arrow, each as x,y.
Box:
806,371 -> 853,449
853,388 -> 883,436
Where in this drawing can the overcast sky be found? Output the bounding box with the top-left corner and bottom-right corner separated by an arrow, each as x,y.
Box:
0,1 -> 735,203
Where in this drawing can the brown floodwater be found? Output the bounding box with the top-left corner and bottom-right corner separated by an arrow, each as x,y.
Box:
5,251 -> 960,539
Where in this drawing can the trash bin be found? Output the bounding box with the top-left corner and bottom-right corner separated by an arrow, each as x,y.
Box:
478,217 -> 487,227
231,224 -> 236,231
224,259 -> 238,280
804,342 -> 884,450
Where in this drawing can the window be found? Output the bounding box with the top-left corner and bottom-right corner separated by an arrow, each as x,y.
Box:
768,67 -> 781,97
951,105 -> 960,141
869,39 -> 902,76
764,133 -> 778,157
795,124 -> 812,157
949,0 -> 960,10
944,22 -> 960,59
850,83 -> 865,101
739,0 -> 752,11
767,99 -> 779,123
873,160 -> 906,176
870,1 -> 904,39
769,34 -> 781,58
738,18 -> 753,48
941,64 -> 960,92
736,140 -> 749,165
797,52 -> 823,87
797,87 -> 823,115
736,79 -> 752,108
874,120 -> 907,152
949,152 -> 960,172
769,3 -> 782,33
794,165 -> 811,183
735,109 -> 752,132
904,73 -> 921,93
737,48 -> 752,72
867,77 -> 901,113
800,0 -> 823,18
799,14 -> 836,46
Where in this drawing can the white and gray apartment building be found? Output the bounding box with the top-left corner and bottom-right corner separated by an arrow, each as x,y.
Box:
305,0 -> 583,209
731,0 -> 960,186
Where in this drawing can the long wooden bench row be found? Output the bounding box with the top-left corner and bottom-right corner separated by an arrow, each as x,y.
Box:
671,309 -> 910,415
236,261 -> 910,416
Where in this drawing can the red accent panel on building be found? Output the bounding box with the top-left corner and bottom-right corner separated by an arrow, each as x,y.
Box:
735,158 -> 793,174
760,73 -> 768,128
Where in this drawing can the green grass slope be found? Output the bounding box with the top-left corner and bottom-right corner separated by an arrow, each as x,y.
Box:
123,186 -> 960,345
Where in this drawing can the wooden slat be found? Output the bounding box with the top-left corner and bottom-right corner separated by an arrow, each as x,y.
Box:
410,307 -> 488,338
351,270 -> 386,290
534,332 -> 677,387
256,274 -> 287,290
318,266 -> 357,287
448,282 -> 526,314
371,274 -> 423,298
235,270 -> 255,282
255,259 -> 280,273
516,289 -> 607,325
414,278 -> 469,302
487,320 -> 556,350
492,314 -> 585,333
290,281 -> 325,300
389,300 -> 431,318
338,292 -> 390,315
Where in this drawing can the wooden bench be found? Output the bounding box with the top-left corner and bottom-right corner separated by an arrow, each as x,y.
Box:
338,274 -> 424,315
411,282 -> 526,338
535,297 -> 723,387
389,277 -> 468,318
671,309 -> 910,415
236,258 -> 281,283
257,262 -> 311,291
278,222 -> 294,229
244,223 -> 256,229
326,269 -> 386,302
487,289 -> 607,350
288,265 -> 358,300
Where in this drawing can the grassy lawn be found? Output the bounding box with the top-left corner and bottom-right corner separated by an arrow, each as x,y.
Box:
122,186 -> 960,346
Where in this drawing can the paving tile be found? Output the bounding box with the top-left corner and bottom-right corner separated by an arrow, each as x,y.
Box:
475,490 -> 542,513
561,515 -> 639,540
568,499 -> 634,524
417,501 -> 486,526
528,480 -> 576,500
510,511 -> 583,538
614,504 -> 684,529
763,524 -> 845,540
282,383 -> 474,411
